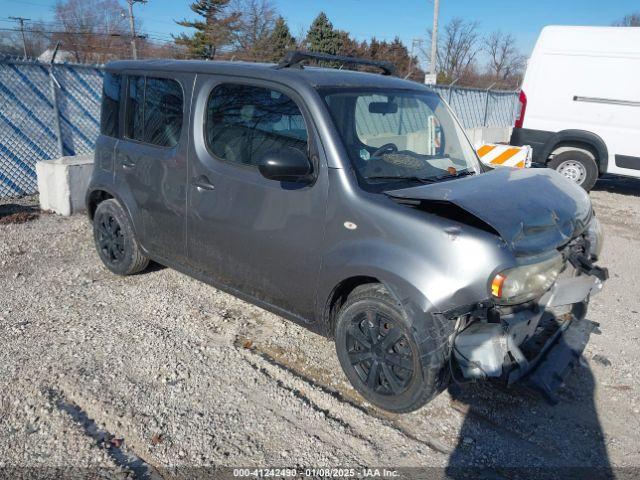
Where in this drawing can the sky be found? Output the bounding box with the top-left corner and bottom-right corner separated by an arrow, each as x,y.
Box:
0,0 -> 638,61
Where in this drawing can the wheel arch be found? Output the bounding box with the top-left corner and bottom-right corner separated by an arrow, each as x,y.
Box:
86,189 -> 114,220
320,268 -> 437,339
323,275 -> 381,337
85,186 -> 140,240
542,129 -> 609,174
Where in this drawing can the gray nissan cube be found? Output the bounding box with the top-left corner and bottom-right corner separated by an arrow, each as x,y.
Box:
87,52 -> 608,413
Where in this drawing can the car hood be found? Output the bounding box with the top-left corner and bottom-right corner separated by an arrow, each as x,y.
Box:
385,167 -> 593,256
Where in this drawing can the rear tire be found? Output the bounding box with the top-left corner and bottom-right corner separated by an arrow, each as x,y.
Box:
548,150 -> 598,192
93,199 -> 149,276
334,284 -> 452,413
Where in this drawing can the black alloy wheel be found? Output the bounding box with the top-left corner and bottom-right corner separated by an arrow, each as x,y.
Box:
96,213 -> 125,264
93,198 -> 149,275
346,310 -> 414,396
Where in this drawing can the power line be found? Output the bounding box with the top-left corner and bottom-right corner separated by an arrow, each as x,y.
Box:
0,27 -> 146,38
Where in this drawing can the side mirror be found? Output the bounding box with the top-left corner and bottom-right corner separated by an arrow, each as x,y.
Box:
257,147 -> 313,182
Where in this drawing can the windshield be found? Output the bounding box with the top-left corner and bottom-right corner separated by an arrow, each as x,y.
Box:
321,89 -> 481,189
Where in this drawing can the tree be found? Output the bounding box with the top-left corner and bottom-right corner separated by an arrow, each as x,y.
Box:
306,12 -> 341,56
232,0 -> 276,60
337,30 -> 366,58
484,30 -> 526,86
379,37 -> 422,80
614,12 -> 640,26
174,0 -> 241,59
425,18 -> 480,84
266,16 -> 296,62
53,0 -> 130,63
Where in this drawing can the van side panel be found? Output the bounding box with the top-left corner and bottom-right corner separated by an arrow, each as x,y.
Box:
519,26 -> 640,177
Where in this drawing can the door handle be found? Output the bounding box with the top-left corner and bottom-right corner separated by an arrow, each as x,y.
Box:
192,175 -> 215,191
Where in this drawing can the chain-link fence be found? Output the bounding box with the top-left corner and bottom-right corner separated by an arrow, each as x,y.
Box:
431,84 -> 520,129
0,57 -> 103,198
0,57 -> 520,199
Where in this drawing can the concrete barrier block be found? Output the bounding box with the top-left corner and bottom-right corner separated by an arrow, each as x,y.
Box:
465,127 -> 513,147
36,154 -> 94,216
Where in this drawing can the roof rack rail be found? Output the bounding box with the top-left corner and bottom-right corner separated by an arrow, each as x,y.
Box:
275,50 -> 396,76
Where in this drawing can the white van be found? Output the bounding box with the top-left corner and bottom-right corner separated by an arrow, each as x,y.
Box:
511,26 -> 640,191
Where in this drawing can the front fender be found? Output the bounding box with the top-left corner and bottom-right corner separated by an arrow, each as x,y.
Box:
317,232 -> 510,326
318,240 -> 438,322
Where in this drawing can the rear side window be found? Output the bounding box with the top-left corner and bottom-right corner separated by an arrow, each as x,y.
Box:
126,76 -> 145,141
100,73 -> 121,138
125,75 -> 183,148
205,84 -> 307,166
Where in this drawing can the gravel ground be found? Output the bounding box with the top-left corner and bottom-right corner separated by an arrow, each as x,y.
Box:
1,177 -> 640,477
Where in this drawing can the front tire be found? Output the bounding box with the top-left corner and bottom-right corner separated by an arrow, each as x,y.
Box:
334,284 -> 452,413
93,199 -> 149,276
548,150 -> 598,192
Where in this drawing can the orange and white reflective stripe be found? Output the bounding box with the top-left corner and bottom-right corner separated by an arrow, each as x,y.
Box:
476,144 -> 532,169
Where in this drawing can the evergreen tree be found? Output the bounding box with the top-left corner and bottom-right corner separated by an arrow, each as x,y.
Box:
306,12 -> 341,56
174,0 -> 240,59
267,16 -> 295,62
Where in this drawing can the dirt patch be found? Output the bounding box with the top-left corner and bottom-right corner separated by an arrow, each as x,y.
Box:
0,204 -> 40,225
0,211 -> 39,225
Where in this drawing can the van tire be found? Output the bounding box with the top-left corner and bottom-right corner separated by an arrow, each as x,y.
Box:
548,150 -> 598,192
93,199 -> 149,276
334,284 -> 451,413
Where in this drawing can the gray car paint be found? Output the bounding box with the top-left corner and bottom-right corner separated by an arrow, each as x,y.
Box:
385,167 -> 593,256
87,59 -> 595,337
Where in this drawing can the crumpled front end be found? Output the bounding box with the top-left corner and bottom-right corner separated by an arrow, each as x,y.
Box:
451,221 -> 608,403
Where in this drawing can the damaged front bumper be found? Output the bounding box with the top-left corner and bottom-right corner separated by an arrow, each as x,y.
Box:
452,265 -> 607,403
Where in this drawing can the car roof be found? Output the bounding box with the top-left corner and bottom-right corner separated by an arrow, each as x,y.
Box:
105,59 -> 430,91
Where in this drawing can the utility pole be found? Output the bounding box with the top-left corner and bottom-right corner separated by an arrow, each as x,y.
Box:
126,0 -> 146,60
405,38 -> 422,79
427,0 -> 440,84
9,16 -> 30,58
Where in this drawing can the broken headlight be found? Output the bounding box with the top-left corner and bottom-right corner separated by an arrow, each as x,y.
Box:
584,216 -> 604,260
491,253 -> 564,305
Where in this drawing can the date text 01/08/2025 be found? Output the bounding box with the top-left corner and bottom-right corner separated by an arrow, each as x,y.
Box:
232,468 -> 400,477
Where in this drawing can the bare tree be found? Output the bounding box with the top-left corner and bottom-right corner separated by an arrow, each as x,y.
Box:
614,12 -> 640,26
53,0 -> 131,63
424,18 -> 480,84
484,30 -> 526,86
231,0 -> 276,60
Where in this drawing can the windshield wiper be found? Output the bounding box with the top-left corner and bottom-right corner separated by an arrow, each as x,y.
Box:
364,175 -> 436,184
428,170 -> 475,182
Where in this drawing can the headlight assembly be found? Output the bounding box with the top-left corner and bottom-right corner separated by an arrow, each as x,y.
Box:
490,254 -> 564,305
584,216 -> 604,260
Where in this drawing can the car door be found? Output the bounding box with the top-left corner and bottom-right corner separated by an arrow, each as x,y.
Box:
187,77 -> 328,321
115,72 -> 192,262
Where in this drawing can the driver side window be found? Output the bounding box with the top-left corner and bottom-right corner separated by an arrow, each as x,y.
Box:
355,95 -> 441,156
205,84 -> 308,167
